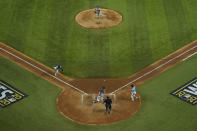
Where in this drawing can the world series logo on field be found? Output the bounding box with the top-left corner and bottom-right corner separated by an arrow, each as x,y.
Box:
0,80 -> 28,108
171,77 -> 197,105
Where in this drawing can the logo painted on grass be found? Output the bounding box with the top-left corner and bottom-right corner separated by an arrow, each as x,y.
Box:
171,77 -> 197,105
0,80 -> 27,108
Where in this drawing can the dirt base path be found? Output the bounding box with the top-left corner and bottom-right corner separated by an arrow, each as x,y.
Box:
75,9 -> 122,29
0,41 -> 197,125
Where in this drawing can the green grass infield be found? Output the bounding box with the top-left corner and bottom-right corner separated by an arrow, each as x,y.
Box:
0,0 -> 197,78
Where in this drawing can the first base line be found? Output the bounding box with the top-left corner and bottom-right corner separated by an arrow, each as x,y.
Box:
0,42 -> 197,96
110,44 -> 197,94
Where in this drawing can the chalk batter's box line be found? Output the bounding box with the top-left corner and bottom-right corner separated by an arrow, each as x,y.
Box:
171,77 -> 197,95
0,80 -> 27,97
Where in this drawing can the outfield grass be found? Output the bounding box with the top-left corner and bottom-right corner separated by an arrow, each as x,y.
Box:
0,53 -> 196,131
0,0 -> 196,78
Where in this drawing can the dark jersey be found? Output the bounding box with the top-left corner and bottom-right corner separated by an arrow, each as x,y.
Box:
99,89 -> 104,96
104,98 -> 112,106
57,65 -> 63,71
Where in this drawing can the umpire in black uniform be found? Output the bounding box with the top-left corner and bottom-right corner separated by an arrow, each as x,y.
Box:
104,96 -> 112,114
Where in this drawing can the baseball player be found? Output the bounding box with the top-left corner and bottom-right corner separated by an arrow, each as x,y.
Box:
131,84 -> 138,101
93,86 -> 105,103
94,6 -> 106,18
104,96 -> 112,114
53,65 -> 63,76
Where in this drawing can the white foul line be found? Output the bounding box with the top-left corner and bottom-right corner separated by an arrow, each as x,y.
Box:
1,44 -> 197,96
182,52 -> 197,61
0,47 -> 88,95
110,45 -> 197,94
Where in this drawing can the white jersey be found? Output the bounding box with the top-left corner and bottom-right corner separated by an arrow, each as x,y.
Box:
131,86 -> 136,94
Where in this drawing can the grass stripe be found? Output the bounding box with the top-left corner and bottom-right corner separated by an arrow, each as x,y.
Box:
181,0 -> 197,41
62,0 -> 89,78
24,0 -> 52,61
145,0 -> 173,60
86,0 -> 110,78
107,0 -> 132,78
44,0 -> 75,68
0,0 -> 16,42
163,0 -> 192,50
5,0 -> 35,52
1,0 -> 196,79
127,0 -> 153,74
87,30 -> 110,78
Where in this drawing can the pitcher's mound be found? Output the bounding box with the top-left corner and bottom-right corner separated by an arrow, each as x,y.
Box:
75,9 -> 122,29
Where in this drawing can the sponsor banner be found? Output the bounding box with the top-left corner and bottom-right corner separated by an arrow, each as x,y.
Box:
0,80 -> 28,108
171,77 -> 197,105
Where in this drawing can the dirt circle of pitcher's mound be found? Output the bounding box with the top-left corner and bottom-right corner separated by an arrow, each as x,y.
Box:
75,9 -> 122,29
57,88 -> 141,125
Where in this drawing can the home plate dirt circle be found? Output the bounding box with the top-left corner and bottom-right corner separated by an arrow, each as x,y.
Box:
57,87 -> 141,125
75,9 -> 122,29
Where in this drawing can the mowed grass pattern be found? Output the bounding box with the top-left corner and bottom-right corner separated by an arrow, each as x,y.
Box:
127,0 -> 153,73
0,45 -> 196,131
0,0 -> 196,78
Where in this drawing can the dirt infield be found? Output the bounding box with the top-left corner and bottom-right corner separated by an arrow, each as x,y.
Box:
57,89 -> 141,125
0,41 -> 197,125
75,9 -> 122,29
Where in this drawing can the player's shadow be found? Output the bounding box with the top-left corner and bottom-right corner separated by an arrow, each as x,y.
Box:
93,108 -> 106,113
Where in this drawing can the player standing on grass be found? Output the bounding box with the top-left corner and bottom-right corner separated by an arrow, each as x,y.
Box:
104,96 -> 112,114
53,65 -> 63,76
131,84 -> 138,101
